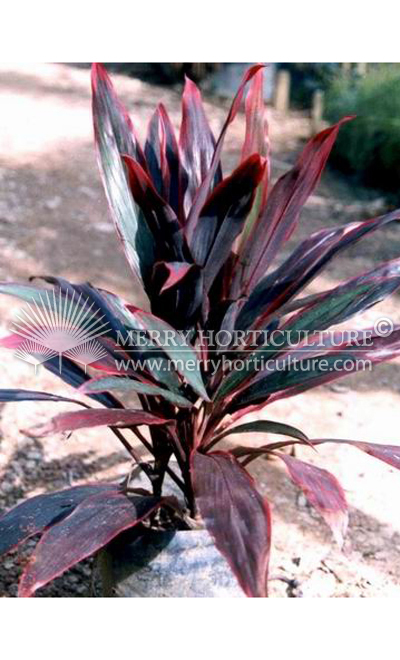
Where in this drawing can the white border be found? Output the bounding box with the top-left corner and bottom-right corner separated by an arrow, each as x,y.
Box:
1,1 -> 399,62
1,0 -> 399,647
0,598 -> 397,659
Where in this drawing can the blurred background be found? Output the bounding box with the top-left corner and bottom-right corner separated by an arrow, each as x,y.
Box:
1,62 -> 400,598
108,62 -> 400,198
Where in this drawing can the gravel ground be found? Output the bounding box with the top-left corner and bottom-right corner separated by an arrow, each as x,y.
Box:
1,63 -> 400,597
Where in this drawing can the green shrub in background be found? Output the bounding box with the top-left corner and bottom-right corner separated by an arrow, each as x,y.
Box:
326,65 -> 400,195
283,63 -> 338,109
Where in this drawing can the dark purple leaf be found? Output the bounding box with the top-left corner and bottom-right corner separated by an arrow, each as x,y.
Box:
38,277 -> 182,393
281,258 -> 400,337
0,281 -> 55,306
18,492 -> 161,597
0,484 -> 120,556
0,281 -> 110,350
277,257 -> 400,324
266,326 -> 400,404
239,208 -> 400,329
222,314 -> 400,407
217,258 -> 400,402
0,279 -> 131,379
0,389 -> 86,406
190,155 -> 266,293
144,104 -> 181,217
0,279 -> 127,408
51,278 -> 127,342
123,155 -> 185,263
44,354 -> 123,410
233,336 -> 400,408
145,104 -> 171,200
157,103 -> 182,218
154,265 -> 205,329
192,450 -> 271,597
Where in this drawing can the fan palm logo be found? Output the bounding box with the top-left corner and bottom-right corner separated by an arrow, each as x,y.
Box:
12,289 -> 110,373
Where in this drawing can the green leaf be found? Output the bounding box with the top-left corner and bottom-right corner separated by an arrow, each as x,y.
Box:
212,419 -> 309,444
125,305 -> 209,401
79,376 -> 193,408
92,64 -> 155,285
217,260 -> 400,401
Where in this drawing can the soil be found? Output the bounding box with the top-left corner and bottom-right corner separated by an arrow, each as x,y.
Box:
0,63 -> 399,598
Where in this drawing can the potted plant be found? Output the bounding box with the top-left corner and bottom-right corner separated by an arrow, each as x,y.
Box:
1,63 -> 400,598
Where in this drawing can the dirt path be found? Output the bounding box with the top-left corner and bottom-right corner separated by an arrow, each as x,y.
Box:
0,63 -> 399,597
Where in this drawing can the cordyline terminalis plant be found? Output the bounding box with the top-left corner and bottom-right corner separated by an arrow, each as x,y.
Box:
1,64 -> 400,598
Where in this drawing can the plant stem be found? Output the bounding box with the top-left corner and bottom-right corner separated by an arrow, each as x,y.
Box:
110,428 -> 154,485
131,427 -> 186,494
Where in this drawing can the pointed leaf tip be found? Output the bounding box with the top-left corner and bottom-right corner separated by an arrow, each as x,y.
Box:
18,492 -> 161,597
276,452 -> 348,547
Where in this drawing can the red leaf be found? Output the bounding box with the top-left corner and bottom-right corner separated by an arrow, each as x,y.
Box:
91,64 -> 146,168
354,442 -> 400,468
239,117 -> 354,292
0,333 -> 27,350
192,450 -> 271,597
18,492 -> 161,597
28,408 -> 171,437
179,77 -> 222,216
154,261 -> 195,293
185,64 -> 264,242
241,68 -> 270,210
312,439 -> 400,471
275,453 -> 348,546
242,69 -> 269,162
